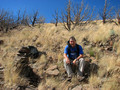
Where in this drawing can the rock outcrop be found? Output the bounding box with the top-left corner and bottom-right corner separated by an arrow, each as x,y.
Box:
0,63 -> 4,89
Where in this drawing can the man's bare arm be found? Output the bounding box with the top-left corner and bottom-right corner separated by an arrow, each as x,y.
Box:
76,54 -> 83,60
73,54 -> 83,64
64,53 -> 70,64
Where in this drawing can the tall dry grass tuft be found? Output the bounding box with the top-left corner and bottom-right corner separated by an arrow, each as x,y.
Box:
113,40 -> 120,55
3,52 -> 28,87
88,23 -> 120,42
102,75 -> 120,90
38,77 -> 60,90
88,74 -> 101,88
98,55 -> 117,77
35,54 -> 47,75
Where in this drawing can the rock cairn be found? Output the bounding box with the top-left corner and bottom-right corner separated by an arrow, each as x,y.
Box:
13,46 -> 40,88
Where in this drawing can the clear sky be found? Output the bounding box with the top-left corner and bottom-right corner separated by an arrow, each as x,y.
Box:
0,0 -> 120,23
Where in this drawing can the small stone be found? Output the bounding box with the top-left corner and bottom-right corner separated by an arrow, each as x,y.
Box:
0,40 -> 4,45
36,42 -> 42,47
109,41 -> 113,46
106,46 -> 113,51
32,36 -> 38,42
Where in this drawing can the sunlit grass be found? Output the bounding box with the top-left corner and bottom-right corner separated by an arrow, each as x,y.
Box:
1,21 -> 120,89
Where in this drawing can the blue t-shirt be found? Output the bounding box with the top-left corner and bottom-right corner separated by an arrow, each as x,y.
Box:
64,44 -> 84,60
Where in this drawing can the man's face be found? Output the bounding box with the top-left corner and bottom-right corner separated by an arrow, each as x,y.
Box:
69,39 -> 76,47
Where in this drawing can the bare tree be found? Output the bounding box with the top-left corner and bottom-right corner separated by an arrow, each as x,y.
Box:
0,9 -> 7,32
71,0 -> 94,30
37,16 -> 45,28
52,9 -> 59,26
99,0 -> 114,24
61,0 -> 71,31
60,0 -> 94,30
30,11 -> 39,26
71,0 -> 84,25
21,10 -> 29,26
0,9 -> 17,32
116,9 -> 120,24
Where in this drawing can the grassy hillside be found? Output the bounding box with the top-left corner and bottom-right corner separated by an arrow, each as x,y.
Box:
0,21 -> 120,89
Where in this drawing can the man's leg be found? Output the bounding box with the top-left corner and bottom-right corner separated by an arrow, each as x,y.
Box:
77,58 -> 85,76
63,59 -> 73,77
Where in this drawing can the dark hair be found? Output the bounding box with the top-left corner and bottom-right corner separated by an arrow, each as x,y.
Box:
69,36 -> 76,41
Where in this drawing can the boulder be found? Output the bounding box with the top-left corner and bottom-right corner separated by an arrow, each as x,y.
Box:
72,85 -> 82,90
47,65 -> 57,70
46,65 -> 59,76
46,69 -> 59,76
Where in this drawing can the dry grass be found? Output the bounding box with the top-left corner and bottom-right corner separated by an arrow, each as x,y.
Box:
38,77 -> 60,90
88,74 -> 101,88
102,74 -> 120,90
113,41 -> 120,55
3,51 -> 28,87
1,21 -> 120,89
98,55 -> 117,77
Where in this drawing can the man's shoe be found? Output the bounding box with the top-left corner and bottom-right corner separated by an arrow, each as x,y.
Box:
77,75 -> 85,82
67,77 -> 72,81
67,75 -> 72,81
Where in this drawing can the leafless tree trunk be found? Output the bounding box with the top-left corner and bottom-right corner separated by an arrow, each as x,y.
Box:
103,0 -> 107,23
52,10 -> 59,26
31,11 -> 39,26
116,9 -> 120,24
61,0 -> 71,31
67,0 -> 71,30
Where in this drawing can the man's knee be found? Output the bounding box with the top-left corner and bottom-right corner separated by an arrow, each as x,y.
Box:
79,58 -> 84,62
79,58 -> 84,60
63,58 -> 67,63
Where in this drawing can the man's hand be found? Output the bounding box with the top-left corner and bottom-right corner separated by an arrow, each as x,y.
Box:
73,59 -> 77,65
66,59 -> 70,64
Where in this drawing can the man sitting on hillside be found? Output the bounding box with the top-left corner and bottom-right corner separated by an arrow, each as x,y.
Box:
63,36 -> 85,81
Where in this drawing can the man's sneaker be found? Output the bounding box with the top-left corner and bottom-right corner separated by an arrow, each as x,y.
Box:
67,77 -> 72,81
77,75 -> 85,82
67,75 -> 72,81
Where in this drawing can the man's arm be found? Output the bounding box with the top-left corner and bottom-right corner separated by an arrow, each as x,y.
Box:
76,54 -> 83,60
73,54 -> 83,64
64,53 -> 70,64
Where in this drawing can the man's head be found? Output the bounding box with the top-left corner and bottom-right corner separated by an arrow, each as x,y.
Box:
69,36 -> 76,47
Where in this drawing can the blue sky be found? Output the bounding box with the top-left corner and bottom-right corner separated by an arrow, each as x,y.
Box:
0,0 -> 120,22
